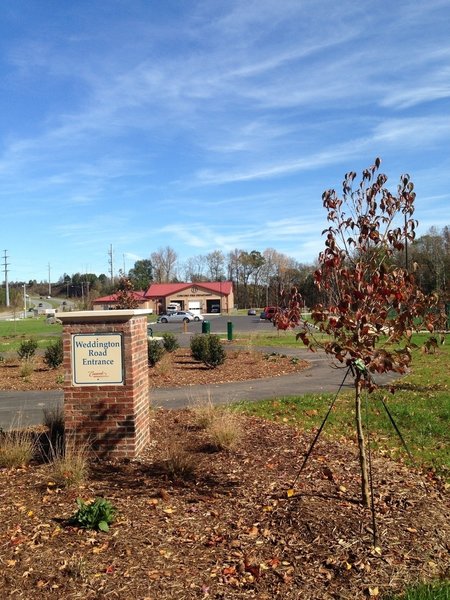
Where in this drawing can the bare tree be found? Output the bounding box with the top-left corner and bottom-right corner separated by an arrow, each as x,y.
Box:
151,246 -> 178,283
206,250 -> 225,281
182,255 -> 208,282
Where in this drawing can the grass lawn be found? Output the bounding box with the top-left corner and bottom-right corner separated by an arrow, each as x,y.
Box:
236,335 -> 449,479
386,582 -> 450,599
0,317 -> 62,353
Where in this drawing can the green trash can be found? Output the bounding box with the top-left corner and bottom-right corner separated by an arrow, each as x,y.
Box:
227,321 -> 233,341
202,320 -> 210,334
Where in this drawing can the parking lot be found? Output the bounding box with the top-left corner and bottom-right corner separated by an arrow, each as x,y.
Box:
150,314 -> 278,336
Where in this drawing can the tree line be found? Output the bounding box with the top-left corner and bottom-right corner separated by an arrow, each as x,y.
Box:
1,226 -> 448,310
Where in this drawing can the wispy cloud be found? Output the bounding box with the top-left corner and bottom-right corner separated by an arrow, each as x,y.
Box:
1,1 -> 449,280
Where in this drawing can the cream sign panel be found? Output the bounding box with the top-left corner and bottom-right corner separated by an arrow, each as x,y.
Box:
72,333 -> 124,386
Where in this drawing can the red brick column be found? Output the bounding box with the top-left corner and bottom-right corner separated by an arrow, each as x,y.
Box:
59,310 -> 150,459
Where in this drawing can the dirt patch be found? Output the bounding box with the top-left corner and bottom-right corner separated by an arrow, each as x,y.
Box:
0,410 -> 448,599
0,348 -> 309,391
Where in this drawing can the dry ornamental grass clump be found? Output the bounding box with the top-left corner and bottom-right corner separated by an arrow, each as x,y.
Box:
162,435 -> 197,480
206,409 -> 242,451
45,435 -> 90,488
0,429 -> 36,468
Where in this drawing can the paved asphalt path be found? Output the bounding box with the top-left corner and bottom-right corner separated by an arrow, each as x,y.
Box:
0,347 -> 397,429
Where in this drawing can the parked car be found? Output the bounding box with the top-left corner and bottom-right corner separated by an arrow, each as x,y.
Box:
157,311 -> 204,323
260,306 -> 278,321
210,305 -> 220,313
247,308 -> 257,316
166,303 -> 181,313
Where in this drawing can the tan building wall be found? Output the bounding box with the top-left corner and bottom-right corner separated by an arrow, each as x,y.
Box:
154,285 -> 234,314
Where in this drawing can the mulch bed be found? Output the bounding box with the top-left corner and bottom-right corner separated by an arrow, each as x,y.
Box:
0,349 -> 309,391
1,410 -> 448,599
148,348 -> 308,388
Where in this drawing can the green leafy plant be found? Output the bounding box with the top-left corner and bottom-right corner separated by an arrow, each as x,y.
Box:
43,337 -> 63,369
69,498 -> 116,532
17,338 -> 38,361
147,339 -> 165,366
190,334 -> 207,362
162,332 -> 179,353
190,334 -> 225,368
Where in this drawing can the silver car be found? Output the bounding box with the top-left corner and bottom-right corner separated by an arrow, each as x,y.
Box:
157,311 -> 204,323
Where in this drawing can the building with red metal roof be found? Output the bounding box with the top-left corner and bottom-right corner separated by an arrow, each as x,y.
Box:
93,281 -> 234,314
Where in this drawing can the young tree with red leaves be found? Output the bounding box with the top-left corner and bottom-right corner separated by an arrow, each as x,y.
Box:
115,274 -> 140,310
276,159 -> 443,507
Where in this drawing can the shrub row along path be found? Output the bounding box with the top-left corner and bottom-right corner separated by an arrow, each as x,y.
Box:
0,341 -> 398,429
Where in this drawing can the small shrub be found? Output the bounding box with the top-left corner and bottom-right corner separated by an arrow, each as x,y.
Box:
68,497 -> 116,532
190,334 -> 225,368
44,338 -> 63,369
148,339 -> 165,367
17,338 -> 38,361
0,430 -> 36,468
190,334 -> 208,362
205,335 -> 226,368
162,332 -> 179,353
207,409 -> 242,451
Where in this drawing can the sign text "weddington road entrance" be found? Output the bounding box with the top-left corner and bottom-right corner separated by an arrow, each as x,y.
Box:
72,333 -> 124,386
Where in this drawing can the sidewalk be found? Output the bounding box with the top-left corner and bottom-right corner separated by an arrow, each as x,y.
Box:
0,349 -> 397,429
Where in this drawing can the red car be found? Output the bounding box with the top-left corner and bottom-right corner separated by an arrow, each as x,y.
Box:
260,306 -> 278,321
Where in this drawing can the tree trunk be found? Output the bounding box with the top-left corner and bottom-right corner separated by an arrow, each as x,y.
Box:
355,375 -> 370,507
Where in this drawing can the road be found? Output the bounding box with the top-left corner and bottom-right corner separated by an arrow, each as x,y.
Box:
0,350 -> 344,428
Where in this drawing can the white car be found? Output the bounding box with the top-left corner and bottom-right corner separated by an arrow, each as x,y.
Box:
157,311 -> 204,323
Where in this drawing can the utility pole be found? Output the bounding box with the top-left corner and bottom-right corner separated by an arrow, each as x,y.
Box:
3,250 -> 10,307
108,244 -> 114,284
48,263 -> 51,296
23,283 -> 27,319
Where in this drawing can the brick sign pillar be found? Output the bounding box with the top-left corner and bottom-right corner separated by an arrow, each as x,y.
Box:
59,310 -> 152,459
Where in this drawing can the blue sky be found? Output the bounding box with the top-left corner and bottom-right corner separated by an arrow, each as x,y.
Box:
1,0 -> 449,283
